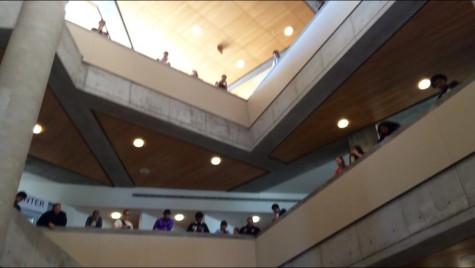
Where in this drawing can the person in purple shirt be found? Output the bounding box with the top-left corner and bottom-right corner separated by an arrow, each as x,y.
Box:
153,209 -> 174,231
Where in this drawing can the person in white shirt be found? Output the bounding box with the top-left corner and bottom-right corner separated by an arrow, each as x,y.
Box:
114,209 -> 133,230
215,220 -> 230,235
158,51 -> 170,66
272,50 -> 280,68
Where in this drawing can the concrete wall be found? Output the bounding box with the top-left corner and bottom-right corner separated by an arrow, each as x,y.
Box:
1,210 -> 80,267
281,152 -> 475,267
255,78 -> 475,267
45,228 -> 256,267
248,0 -> 396,145
248,1 -> 361,123
52,1 -> 397,152
66,22 -> 249,127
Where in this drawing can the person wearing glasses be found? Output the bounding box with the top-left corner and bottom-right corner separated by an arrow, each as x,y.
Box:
114,209 -> 133,230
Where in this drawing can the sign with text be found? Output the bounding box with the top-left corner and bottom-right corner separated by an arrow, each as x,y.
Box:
19,195 -> 48,213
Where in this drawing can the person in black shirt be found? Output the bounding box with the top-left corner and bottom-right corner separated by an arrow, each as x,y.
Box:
271,203 -> 287,222
13,191 -> 27,211
239,216 -> 260,236
186,211 -> 210,233
430,74 -> 459,101
36,203 -> 67,229
377,121 -> 401,143
215,74 -> 228,91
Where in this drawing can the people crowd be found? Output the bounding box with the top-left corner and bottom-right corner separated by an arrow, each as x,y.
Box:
89,19 -> 290,93
34,9 -> 463,237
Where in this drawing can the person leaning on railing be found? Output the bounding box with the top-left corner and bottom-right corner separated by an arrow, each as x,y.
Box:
114,209 -> 134,230
85,210 -> 103,228
430,73 -> 459,101
349,145 -> 364,164
36,203 -> 67,229
377,121 -> 401,143
91,19 -> 110,39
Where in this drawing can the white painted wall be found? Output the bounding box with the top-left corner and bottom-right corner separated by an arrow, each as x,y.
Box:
139,212 -> 156,231
17,172 -> 304,213
17,171 -> 303,231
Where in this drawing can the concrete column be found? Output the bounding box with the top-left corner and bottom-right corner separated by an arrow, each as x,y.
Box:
0,1 -> 66,261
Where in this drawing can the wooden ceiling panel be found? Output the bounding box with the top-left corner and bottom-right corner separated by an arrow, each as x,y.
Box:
406,236 -> 475,267
170,13 -> 201,36
271,1 -> 475,163
204,3 -> 243,30
290,2 -> 317,21
95,112 -> 268,191
222,49 -> 252,69
243,1 -> 278,19
265,12 -> 298,34
28,88 -> 112,185
223,13 -> 257,42
253,4 -> 288,28
116,1 -> 314,85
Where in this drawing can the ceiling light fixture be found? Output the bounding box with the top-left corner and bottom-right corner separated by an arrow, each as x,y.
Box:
236,59 -> 245,69
284,26 -> 294,36
460,254 -> 475,264
139,168 -> 150,175
174,214 -> 184,221
337,119 -> 349,129
210,156 -> 221,165
111,212 -> 121,220
418,78 -> 431,90
133,138 -> 145,148
252,216 -> 260,223
33,124 -> 43,134
192,25 -> 202,37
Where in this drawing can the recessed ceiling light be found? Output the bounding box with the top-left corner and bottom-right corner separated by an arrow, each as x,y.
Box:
418,78 -> 431,90
192,25 -> 202,37
111,212 -> 121,220
211,156 -> 221,165
133,138 -> 145,148
284,26 -> 294,36
33,124 -> 43,134
174,214 -> 184,221
460,254 -> 475,264
337,119 -> 349,129
252,215 -> 260,223
236,59 -> 245,69
139,168 -> 150,175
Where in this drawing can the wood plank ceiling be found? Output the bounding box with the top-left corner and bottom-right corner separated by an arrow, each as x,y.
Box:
116,1 -> 315,86
406,236 -> 475,267
94,112 -> 267,190
28,88 -> 112,185
270,1 -> 475,163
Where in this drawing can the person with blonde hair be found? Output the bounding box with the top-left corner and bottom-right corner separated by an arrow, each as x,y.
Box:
114,209 -> 133,230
